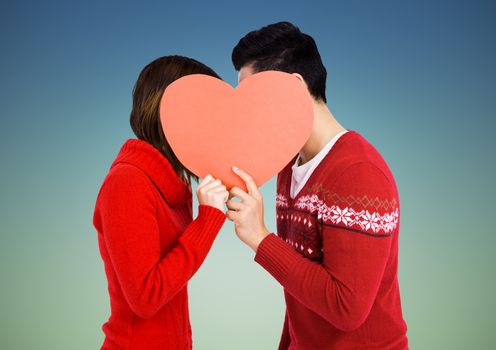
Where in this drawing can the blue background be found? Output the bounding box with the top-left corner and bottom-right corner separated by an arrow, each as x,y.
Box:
1,0 -> 494,348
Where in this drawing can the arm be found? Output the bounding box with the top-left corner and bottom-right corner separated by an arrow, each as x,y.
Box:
255,229 -> 391,331
255,163 -> 396,330
229,163 -> 397,331
96,167 -> 226,319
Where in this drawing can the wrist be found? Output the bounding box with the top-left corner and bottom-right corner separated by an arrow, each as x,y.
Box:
199,203 -> 225,214
249,227 -> 270,253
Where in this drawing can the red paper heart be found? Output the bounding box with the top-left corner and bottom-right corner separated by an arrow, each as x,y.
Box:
160,71 -> 313,190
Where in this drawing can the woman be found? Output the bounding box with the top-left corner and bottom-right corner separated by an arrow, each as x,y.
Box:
92,55 -> 228,349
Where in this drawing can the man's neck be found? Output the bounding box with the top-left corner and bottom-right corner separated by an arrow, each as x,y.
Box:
298,101 -> 346,165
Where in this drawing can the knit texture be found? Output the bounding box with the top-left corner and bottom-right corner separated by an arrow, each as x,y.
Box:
255,130 -> 408,350
93,138 -> 226,350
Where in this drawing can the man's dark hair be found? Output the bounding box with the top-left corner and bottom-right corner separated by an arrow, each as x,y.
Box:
232,21 -> 327,103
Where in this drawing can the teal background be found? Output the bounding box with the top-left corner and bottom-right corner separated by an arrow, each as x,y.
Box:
1,0 -> 494,349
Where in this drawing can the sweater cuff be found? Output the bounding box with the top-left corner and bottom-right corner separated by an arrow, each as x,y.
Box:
254,233 -> 297,286
183,204 -> 226,250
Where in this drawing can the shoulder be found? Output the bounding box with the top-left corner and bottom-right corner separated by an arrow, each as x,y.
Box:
297,163 -> 399,237
105,163 -> 152,189
291,131 -> 400,236
332,161 -> 396,196
96,163 -> 157,206
319,131 -> 397,191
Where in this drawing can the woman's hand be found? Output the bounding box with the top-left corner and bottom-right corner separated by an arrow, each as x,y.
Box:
196,174 -> 229,212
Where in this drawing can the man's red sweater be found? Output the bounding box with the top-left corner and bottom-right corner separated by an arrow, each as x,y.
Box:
255,130 -> 408,349
92,139 -> 226,349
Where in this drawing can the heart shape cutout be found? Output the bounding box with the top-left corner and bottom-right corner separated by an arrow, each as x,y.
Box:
160,71 -> 313,191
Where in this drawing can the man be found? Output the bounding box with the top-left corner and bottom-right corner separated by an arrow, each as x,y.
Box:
226,22 -> 408,349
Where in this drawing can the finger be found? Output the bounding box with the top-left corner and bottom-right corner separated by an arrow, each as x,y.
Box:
226,209 -> 238,222
197,174 -> 214,189
226,199 -> 243,211
211,188 -> 229,202
199,179 -> 222,192
229,186 -> 251,202
211,186 -> 228,193
232,166 -> 258,196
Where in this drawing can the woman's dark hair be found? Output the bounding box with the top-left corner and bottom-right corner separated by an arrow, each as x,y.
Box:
130,55 -> 221,186
232,21 -> 327,103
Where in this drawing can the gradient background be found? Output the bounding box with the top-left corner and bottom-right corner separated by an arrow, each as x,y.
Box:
1,0 -> 494,349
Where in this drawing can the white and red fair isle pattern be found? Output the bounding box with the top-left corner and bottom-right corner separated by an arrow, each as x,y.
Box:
277,193 -> 399,234
276,193 -> 289,208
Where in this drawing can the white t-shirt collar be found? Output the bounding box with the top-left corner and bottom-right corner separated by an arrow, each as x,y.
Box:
290,130 -> 349,198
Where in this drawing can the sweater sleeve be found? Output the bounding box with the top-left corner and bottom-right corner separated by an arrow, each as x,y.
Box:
255,162 -> 398,331
95,166 -> 226,319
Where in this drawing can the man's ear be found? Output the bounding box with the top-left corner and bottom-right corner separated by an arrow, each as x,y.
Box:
291,73 -> 308,88
292,73 -> 318,103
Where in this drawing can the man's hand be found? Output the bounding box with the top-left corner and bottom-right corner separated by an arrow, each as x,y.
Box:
226,166 -> 270,252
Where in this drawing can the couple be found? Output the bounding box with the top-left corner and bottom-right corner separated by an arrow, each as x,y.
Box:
92,22 -> 408,350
